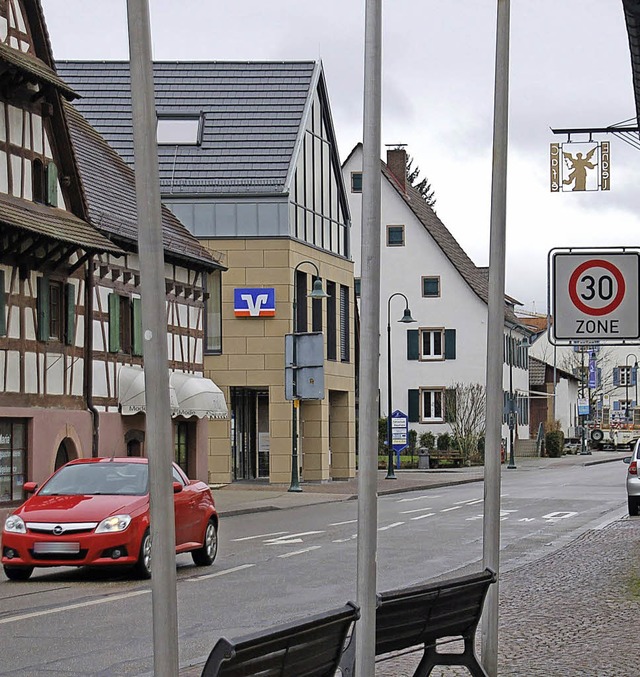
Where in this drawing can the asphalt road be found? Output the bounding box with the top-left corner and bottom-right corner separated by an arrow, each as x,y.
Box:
0,461 -> 628,676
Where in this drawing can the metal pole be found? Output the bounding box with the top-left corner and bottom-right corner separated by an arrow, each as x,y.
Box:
356,0 -> 382,673
126,2 -> 179,676
385,313 -> 396,479
289,276 -> 301,492
507,335 -> 516,469
481,2 -> 510,675
579,349 -> 588,454
626,354 -> 631,422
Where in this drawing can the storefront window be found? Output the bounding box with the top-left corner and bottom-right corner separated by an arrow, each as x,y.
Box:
0,419 -> 27,503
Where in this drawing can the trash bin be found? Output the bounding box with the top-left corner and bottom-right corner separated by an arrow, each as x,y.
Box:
418,448 -> 430,469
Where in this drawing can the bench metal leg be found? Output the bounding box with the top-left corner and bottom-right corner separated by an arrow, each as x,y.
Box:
412,638 -> 489,677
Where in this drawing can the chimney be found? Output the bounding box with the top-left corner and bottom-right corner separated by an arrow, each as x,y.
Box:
386,147 -> 407,192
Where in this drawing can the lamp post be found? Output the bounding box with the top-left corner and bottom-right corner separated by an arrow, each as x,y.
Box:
288,261 -> 329,493
626,353 -> 639,424
386,293 -> 416,480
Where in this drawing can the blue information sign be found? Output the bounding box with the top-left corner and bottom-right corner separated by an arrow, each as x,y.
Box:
391,410 -> 409,453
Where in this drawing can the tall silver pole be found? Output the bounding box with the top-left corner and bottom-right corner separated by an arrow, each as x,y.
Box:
481,1 -> 510,675
126,2 -> 179,675
356,0 -> 382,674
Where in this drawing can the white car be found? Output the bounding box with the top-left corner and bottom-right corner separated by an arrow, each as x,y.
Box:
624,439 -> 640,516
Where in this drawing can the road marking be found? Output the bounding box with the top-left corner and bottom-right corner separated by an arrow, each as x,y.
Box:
278,546 -> 322,558
0,590 -> 150,625
185,564 -> 255,581
397,495 -> 440,502
518,518 -> 536,522
264,530 -> 324,544
542,511 -> 578,521
232,531 -> 287,542
378,522 -> 404,531
333,534 -> 357,543
400,507 -> 434,514
440,506 -> 461,513
410,513 -> 435,521
454,498 -> 483,505
466,514 -> 484,521
329,520 -> 357,526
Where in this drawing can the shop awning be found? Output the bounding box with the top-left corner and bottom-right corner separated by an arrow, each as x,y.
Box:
118,366 -> 228,420
118,365 -> 179,416
170,371 -> 228,420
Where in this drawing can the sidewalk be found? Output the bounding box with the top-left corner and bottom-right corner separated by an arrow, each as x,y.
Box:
179,451 -> 633,676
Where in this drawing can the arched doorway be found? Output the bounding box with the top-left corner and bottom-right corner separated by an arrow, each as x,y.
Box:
125,429 -> 145,457
54,439 -> 78,470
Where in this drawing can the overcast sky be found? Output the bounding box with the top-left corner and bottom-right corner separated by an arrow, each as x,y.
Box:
40,0 -> 640,315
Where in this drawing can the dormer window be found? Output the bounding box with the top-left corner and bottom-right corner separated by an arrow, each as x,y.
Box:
157,114 -> 203,146
32,159 -> 58,206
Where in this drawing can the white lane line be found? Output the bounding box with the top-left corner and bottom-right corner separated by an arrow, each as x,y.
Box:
278,546 -> 322,559
0,590 -> 149,625
466,514 -> 484,521
397,495 -> 440,503
333,534 -> 357,543
264,530 -> 324,544
378,522 -> 404,531
232,531 -> 287,542
400,507 -> 433,514
329,520 -> 357,526
454,498 -> 483,505
410,513 -> 435,521
440,506 -> 461,513
185,564 -> 255,581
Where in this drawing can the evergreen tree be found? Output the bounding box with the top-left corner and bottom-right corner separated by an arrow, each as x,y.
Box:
406,155 -> 437,210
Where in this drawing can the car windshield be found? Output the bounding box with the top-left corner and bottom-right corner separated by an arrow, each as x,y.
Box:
39,463 -> 149,496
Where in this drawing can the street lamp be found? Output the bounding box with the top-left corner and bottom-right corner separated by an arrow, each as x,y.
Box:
626,353 -> 639,424
288,261 -> 329,493
507,332 -> 528,469
386,293 -> 416,480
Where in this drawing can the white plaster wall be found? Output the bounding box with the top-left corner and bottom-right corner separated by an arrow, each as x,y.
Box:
46,353 -> 64,395
93,360 -> 108,398
24,352 -> 37,392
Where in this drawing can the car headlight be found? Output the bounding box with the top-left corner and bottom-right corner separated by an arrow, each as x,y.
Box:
95,514 -> 132,534
4,515 -> 26,534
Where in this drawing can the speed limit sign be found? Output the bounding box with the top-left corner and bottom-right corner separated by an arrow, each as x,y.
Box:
551,250 -> 640,343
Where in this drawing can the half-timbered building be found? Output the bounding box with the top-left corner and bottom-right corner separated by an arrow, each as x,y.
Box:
0,0 -> 227,509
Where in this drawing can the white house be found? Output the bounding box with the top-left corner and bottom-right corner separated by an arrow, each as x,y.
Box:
343,145 -> 531,448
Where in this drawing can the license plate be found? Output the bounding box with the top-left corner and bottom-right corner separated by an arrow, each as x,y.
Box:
33,542 -> 80,554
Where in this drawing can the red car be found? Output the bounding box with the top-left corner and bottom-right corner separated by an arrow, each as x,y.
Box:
1,457 -> 218,581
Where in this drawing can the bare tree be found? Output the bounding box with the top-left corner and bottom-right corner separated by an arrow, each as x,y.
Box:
448,382 -> 486,463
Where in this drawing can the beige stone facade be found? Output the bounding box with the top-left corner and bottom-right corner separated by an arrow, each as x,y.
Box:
203,238 -> 356,485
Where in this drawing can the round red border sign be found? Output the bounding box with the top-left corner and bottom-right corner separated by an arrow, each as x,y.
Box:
568,259 -> 626,316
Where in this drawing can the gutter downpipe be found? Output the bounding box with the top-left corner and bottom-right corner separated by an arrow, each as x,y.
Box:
85,256 -> 99,458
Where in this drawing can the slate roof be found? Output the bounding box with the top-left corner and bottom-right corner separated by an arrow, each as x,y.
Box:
63,102 -> 225,270
623,0 -> 640,125
56,60 -> 318,196
379,157 -> 523,327
0,192 -> 122,254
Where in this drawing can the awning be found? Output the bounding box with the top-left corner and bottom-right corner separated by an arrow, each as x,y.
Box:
118,365 -> 178,416
170,371 -> 228,420
118,366 -> 228,420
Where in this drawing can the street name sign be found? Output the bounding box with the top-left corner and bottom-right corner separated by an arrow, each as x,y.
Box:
391,410 -> 408,453
551,249 -> 640,344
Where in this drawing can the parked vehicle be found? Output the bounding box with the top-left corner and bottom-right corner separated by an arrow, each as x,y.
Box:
1,457 -> 218,581
590,424 -> 640,451
623,439 -> 640,516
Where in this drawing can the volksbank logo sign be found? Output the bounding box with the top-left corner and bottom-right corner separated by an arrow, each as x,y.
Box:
234,288 -> 276,317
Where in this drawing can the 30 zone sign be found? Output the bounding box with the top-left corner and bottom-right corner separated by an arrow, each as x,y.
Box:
552,250 -> 640,343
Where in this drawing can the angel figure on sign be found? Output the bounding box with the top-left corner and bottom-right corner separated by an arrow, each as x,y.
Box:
562,147 -> 597,191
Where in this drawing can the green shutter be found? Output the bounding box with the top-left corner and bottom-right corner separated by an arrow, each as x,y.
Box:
444,329 -> 456,359
65,282 -> 75,345
0,270 -> 5,336
407,329 -> 419,360
132,297 -> 143,356
46,162 -> 58,207
444,388 -> 457,423
108,293 -> 120,353
408,389 -> 420,422
37,275 -> 50,341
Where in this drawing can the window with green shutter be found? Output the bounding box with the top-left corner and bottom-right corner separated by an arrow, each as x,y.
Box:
132,297 -> 143,356
65,282 -> 75,345
46,162 -> 58,207
37,275 -> 50,341
444,388 -> 457,422
444,329 -> 456,359
408,389 -> 420,422
108,293 -> 120,353
407,329 -> 419,360
0,270 -> 5,337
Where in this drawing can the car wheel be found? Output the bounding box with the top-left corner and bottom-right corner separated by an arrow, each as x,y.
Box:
3,565 -> 33,581
134,529 -> 152,579
192,519 -> 218,567
629,497 -> 640,517
590,429 -> 604,443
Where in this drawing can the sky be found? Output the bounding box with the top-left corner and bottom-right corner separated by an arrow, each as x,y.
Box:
40,0 -> 640,316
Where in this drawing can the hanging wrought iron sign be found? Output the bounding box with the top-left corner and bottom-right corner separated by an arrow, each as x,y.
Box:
550,141 -> 610,192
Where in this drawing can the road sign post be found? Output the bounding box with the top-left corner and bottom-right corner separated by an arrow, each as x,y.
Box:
550,249 -> 640,345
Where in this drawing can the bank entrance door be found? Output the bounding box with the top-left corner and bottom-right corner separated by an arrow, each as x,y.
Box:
231,387 -> 270,480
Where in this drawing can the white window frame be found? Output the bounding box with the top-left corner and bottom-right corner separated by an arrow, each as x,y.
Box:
420,387 -> 445,422
157,114 -> 203,146
420,328 -> 445,361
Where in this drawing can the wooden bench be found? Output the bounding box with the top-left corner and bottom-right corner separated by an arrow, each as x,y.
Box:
428,449 -> 463,468
200,601 -> 359,676
339,568 -> 496,677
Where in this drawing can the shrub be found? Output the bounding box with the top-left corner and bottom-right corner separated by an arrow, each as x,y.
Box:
408,429 -> 417,453
546,430 -> 564,457
437,432 -> 452,450
419,431 -> 436,450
